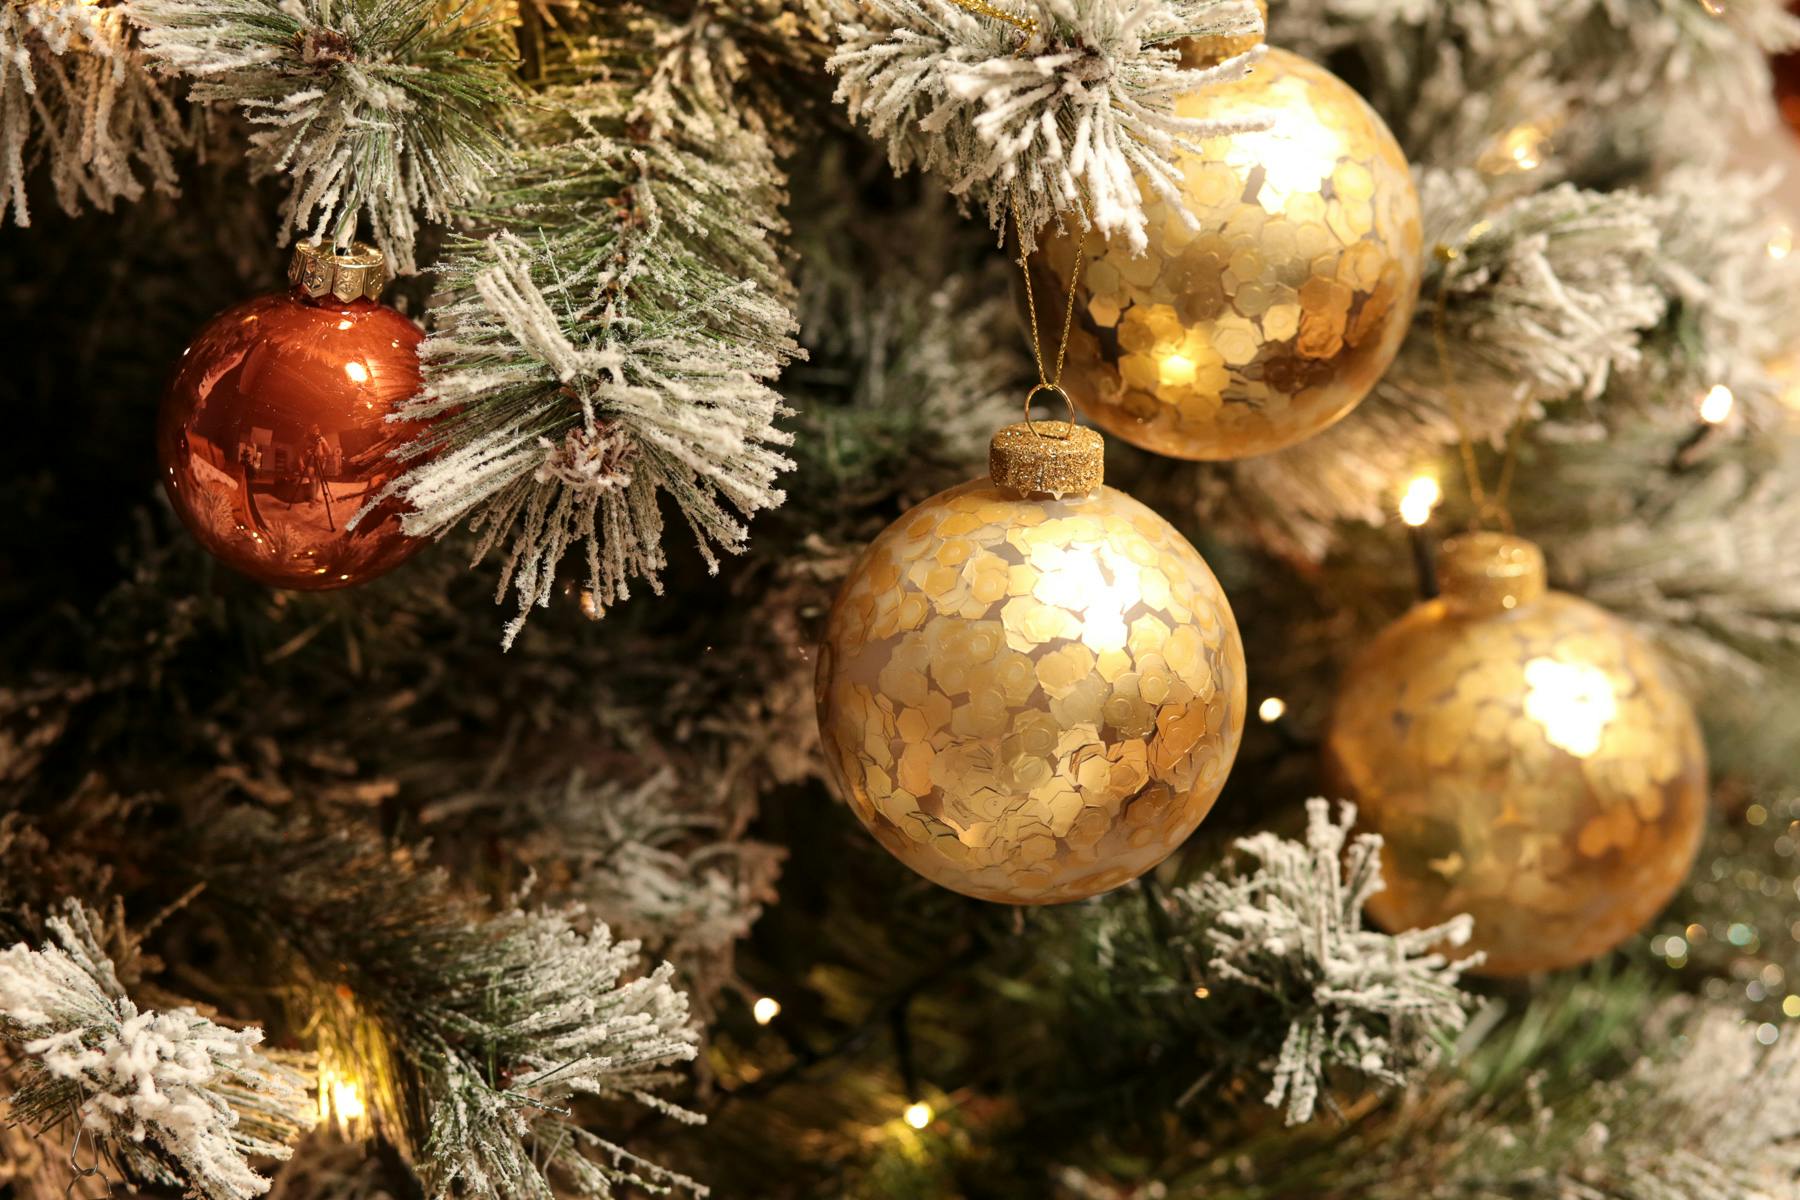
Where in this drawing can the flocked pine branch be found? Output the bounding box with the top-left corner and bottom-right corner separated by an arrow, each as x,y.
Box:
419,768 -> 784,1017
0,901 -> 313,1200
127,0 -> 513,272
829,0 -> 1271,252
1166,798 -> 1478,1124
0,0 -> 187,225
194,809 -> 705,1200
376,35 -> 800,646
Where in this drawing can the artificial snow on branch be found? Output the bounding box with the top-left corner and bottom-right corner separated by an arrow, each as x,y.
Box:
0,0 -> 186,225
195,810 -> 705,1200
378,59 -> 800,647
1168,798 -> 1478,1124
128,0 -> 513,272
829,0 -> 1271,252
0,901 -> 312,1200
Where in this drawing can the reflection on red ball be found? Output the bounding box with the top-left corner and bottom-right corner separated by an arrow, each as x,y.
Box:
157,287 -> 430,589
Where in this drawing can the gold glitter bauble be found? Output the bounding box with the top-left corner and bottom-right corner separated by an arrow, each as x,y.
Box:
1323,534 -> 1707,976
1027,47 -> 1423,460
815,425 -> 1247,904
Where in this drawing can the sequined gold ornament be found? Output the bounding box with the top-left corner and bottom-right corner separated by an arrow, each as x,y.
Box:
815,423 -> 1247,904
1027,46 -> 1423,460
1324,534 -> 1707,976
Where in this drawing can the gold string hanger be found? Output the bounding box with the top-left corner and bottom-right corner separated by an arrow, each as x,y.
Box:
1012,196 -> 1087,439
1432,232 -> 1522,534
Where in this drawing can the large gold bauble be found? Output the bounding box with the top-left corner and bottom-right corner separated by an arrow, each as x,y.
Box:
1323,534 -> 1707,976
1028,47 -> 1423,460
815,423 -> 1247,904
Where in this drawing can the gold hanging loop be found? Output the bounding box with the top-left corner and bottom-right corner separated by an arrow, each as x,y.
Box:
1013,196 -> 1087,441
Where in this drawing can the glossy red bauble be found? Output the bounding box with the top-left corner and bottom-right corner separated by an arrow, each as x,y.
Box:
157,280 -> 430,590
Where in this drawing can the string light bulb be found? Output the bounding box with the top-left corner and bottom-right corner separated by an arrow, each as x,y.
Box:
1699,384 -> 1735,425
1399,475 -> 1441,527
903,1100 -> 934,1130
317,1062 -> 368,1134
1257,696 -> 1287,723
1770,224 -> 1794,260
752,996 -> 781,1025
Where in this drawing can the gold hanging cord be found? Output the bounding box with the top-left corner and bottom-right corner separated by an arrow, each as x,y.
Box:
1432,237 -> 1523,534
941,0 -> 1089,440
1012,198 -> 1087,438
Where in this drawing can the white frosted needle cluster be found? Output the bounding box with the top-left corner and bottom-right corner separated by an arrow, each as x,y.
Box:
0,905 -> 309,1200
0,0 -> 186,225
830,0 -> 1271,252
1177,798 -> 1479,1124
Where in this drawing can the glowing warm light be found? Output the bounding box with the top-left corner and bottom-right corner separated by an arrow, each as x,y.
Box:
1699,383 -> 1735,425
1159,352 -> 1197,387
752,996 -> 781,1025
1257,696 -> 1286,723
318,1064 -> 367,1131
337,318 -> 355,330
1398,475 -> 1441,527
1522,657 -> 1618,758
903,1101 -> 934,1130
1193,985 -> 1211,999
344,361 -> 370,384
1482,124 -> 1548,174
1771,225 -> 1794,260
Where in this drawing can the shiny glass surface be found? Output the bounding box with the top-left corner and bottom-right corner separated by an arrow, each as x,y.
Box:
157,287 -> 428,589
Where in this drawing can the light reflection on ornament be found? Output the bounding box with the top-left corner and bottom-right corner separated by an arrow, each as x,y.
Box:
1159,352 -> 1197,387
1398,475 -> 1441,527
1522,657 -> 1618,758
344,360 -> 371,384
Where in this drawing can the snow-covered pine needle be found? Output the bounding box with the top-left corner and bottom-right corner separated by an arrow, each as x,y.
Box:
376,66 -> 800,648
0,0 -> 186,225
0,902 -> 312,1200
829,0 -> 1271,251
1172,798 -> 1479,1123
127,0 -> 513,272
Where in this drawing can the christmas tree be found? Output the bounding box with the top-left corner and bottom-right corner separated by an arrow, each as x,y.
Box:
4,0 -> 1800,1196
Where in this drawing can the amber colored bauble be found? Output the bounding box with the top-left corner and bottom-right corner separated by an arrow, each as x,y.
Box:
158,244 -> 429,589
815,423 -> 1247,904
1323,534 -> 1707,976
1027,47 -> 1422,460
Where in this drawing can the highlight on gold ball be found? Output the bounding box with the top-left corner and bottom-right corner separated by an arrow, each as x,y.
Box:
1324,532 -> 1708,976
1025,46 -> 1424,461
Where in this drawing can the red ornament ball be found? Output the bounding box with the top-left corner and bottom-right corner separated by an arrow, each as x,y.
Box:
157,244 -> 431,590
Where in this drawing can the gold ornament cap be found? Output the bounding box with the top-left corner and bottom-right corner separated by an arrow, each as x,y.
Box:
988,422 -> 1104,497
288,241 -> 388,303
1178,0 -> 1267,67
1438,532 -> 1547,615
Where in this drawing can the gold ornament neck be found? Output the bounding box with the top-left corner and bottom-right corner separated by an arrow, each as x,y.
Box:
988,421 -> 1104,497
1438,532 -> 1547,615
289,241 -> 388,304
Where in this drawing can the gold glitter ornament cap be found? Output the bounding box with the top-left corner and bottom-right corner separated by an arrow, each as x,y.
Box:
1178,0 -> 1267,67
1439,531 -> 1547,615
288,241 -> 389,303
989,422 -> 1104,497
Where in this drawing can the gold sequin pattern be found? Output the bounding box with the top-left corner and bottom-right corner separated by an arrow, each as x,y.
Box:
816,479 -> 1247,904
1027,48 -> 1423,461
1324,577 -> 1707,977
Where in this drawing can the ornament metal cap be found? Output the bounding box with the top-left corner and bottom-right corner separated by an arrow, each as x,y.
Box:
1438,532 -> 1547,615
288,241 -> 388,303
989,421 -> 1104,497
